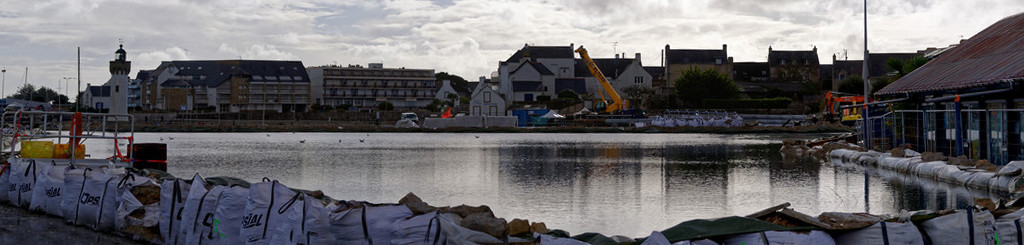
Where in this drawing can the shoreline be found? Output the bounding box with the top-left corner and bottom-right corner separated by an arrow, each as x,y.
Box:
131,124 -> 854,134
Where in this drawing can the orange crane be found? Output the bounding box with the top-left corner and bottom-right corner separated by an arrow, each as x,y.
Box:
575,46 -> 629,113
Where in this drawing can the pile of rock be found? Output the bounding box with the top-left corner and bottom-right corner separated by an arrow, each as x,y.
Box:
398,192 -> 549,238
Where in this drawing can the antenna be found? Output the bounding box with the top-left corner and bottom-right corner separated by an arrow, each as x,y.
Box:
610,42 -> 619,55
118,38 -> 124,45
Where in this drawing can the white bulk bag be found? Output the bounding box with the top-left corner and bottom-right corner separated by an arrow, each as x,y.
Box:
185,185 -> 227,245
918,209 -> 998,245
29,163 -> 69,216
995,217 -> 1024,245
0,163 -> 10,204
61,167 -> 95,224
538,234 -> 589,245
834,221 -> 924,245
77,171 -> 123,231
329,204 -> 415,244
271,194 -> 335,245
966,172 -> 995,191
723,230 -> 835,245
115,175 -> 162,242
209,186 -> 250,245
160,178 -> 192,245
240,179 -> 299,245
9,159 -> 47,207
390,211 -> 440,245
671,239 -> 718,245
178,174 -> 210,242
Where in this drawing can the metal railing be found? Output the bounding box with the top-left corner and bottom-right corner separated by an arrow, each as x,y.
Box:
863,109 -> 1024,165
1,110 -> 135,167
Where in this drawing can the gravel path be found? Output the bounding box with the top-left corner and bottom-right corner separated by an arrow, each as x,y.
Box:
0,204 -> 144,245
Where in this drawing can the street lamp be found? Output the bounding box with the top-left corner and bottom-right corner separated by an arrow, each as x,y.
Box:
63,76 -> 75,104
1,67 -> 6,99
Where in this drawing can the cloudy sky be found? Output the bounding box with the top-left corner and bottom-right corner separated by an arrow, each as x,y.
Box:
0,0 -> 1021,98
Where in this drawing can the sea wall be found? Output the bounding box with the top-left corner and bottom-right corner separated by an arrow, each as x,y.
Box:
829,149 -> 1024,195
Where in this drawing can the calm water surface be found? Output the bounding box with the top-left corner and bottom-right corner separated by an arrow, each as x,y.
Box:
87,132 -> 981,237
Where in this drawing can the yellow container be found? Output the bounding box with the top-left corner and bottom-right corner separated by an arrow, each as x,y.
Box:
53,143 -> 86,159
20,141 -> 54,159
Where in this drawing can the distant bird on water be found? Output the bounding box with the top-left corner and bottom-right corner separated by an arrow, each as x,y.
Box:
475,135 -> 480,138
159,137 -> 164,141
266,134 -> 271,137
169,137 -> 174,140
300,140 -> 306,143
338,139 -> 342,142
359,139 -> 365,143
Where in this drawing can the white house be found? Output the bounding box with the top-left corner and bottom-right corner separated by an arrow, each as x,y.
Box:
498,44 -> 576,102
82,85 -> 112,112
469,78 -> 506,116
576,53 -> 652,97
435,79 -> 460,107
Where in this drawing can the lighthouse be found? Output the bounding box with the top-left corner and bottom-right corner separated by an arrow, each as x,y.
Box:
105,44 -> 131,115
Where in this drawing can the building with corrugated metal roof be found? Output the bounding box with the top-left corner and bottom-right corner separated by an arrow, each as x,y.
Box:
870,12 -> 1024,164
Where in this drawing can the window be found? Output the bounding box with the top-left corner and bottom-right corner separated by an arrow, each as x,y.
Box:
715,58 -> 722,65
634,76 -> 643,84
489,106 -> 498,116
115,86 -> 119,93
484,92 -> 491,103
779,59 -> 786,65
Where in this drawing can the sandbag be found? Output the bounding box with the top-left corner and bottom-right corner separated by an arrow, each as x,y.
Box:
271,194 -> 335,245
0,164 -> 9,204
77,170 -> 124,231
185,185 -> 226,244
723,230 -> 835,245
115,174 -> 162,242
160,178 -> 192,244
538,234 -> 590,245
918,208 -> 998,245
178,174 -> 210,243
671,239 -> 718,245
391,211 -> 441,245
209,186 -> 250,245
8,159 -> 46,207
240,179 -> 300,244
966,172 -> 995,191
834,221 -> 924,245
329,204 -> 415,244
61,167 -> 95,224
29,163 -> 69,216
996,216 -> 1024,245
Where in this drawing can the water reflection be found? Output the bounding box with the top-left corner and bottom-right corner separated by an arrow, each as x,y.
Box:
75,132 -> 995,237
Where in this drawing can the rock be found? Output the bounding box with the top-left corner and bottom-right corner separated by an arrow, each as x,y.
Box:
890,147 -> 906,158
507,219 -> 531,236
442,204 -> 493,218
975,198 -> 1000,211
461,213 -> 507,238
398,192 -> 423,204
405,201 -> 437,215
976,160 -> 999,172
921,152 -> 946,162
530,222 -> 549,234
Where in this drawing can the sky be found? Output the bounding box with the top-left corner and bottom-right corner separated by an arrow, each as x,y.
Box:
0,0 -> 1022,99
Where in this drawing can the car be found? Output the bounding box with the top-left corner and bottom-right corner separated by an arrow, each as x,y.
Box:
400,112 -> 419,123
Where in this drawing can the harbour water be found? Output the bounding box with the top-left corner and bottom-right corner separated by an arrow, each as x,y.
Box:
86,132 -> 980,237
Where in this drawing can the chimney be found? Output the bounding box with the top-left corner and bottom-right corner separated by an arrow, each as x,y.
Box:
444,80 -> 452,88
723,44 -> 728,52
769,46 -> 772,52
615,53 -> 619,59
635,53 -> 641,62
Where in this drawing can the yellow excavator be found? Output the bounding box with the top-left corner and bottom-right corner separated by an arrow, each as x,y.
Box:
575,46 -> 644,118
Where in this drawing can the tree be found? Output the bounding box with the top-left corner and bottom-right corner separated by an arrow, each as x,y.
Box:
621,85 -> 655,109
435,72 -> 472,96
837,76 -> 865,95
10,84 -> 70,104
674,67 -> 739,106
557,90 -> 579,100
887,56 -> 930,79
377,101 -> 395,111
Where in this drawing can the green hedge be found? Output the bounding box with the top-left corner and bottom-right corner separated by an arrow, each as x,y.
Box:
702,98 -> 792,109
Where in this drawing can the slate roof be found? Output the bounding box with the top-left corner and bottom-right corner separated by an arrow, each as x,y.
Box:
512,81 -> 544,92
555,78 -> 587,95
505,45 -> 574,63
152,60 -> 309,88
768,50 -> 819,66
832,60 -> 863,79
666,49 -> 727,64
513,61 -> 554,76
644,66 -> 665,80
88,86 -> 111,97
135,70 -> 153,81
590,58 -> 635,79
878,13 -> 1024,95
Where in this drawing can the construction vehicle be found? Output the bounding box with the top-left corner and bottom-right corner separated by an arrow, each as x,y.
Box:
574,46 -> 644,118
823,91 -> 867,125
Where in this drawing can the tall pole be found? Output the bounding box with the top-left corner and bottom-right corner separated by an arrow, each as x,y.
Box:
862,0 -> 871,150
77,47 -> 81,112
24,67 -> 29,101
1,67 -> 5,99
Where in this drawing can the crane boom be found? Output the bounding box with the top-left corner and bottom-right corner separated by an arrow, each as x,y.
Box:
575,46 -> 628,113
